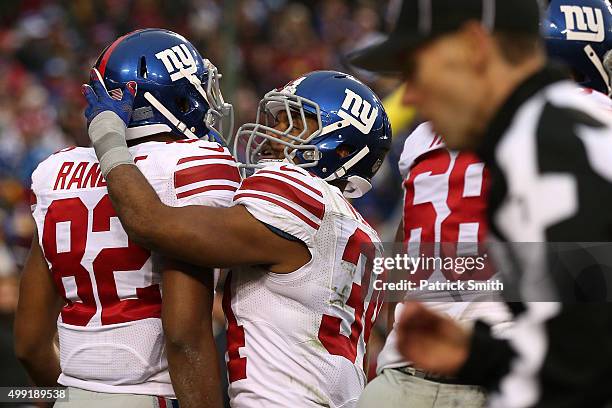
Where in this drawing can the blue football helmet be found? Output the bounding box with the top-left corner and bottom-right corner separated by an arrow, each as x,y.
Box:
233,71 -> 392,198
93,28 -> 233,142
543,0 -> 612,95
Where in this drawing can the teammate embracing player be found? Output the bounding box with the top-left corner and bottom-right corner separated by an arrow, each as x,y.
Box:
81,69 -> 391,407
15,29 -> 235,408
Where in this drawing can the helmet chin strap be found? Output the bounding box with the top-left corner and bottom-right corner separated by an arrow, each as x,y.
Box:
143,92 -> 199,139
323,145 -> 371,198
584,45 -> 611,96
324,145 -> 370,181
181,67 -> 212,105
604,50 -> 612,97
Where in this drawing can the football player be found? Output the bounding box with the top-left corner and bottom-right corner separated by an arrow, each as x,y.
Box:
357,120 -> 513,408
82,70 -> 391,407
14,29 -> 235,408
543,0 -> 612,105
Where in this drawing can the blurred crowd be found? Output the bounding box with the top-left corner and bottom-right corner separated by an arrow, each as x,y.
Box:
0,0 -> 412,389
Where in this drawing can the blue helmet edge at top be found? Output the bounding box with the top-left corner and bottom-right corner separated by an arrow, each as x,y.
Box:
93,28 -> 233,144
543,0 -> 612,95
234,70 -> 392,198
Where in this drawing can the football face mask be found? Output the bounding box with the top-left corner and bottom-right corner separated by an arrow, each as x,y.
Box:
233,91 -> 323,174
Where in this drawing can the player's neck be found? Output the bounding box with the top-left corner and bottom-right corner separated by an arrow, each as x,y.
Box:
329,179 -> 348,193
127,133 -> 184,147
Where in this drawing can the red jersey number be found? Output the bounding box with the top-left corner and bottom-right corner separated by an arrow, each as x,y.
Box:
403,149 -> 490,281
41,195 -> 160,326
318,228 -> 383,363
222,228 -> 384,381
403,150 -> 488,243
222,271 -> 247,383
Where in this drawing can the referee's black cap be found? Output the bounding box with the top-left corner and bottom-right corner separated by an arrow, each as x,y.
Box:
349,0 -> 542,74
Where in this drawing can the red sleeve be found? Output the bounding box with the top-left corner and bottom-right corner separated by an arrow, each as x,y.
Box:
232,164 -> 326,246
172,143 -> 241,208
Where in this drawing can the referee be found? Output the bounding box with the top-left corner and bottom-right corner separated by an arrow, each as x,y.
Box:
350,0 -> 612,407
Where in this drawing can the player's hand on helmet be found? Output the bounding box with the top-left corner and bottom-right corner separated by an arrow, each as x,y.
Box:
82,68 -> 137,127
81,68 -> 137,177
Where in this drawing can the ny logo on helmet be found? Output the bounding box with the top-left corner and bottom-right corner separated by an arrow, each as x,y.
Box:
155,44 -> 197,82
338,89 -> 378,134
560,5 -> 605,42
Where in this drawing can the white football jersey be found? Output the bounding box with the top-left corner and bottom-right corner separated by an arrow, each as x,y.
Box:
578,88 -> 612,110
30,140 -> 239,397
224,162 -> 383,408
377,122 -> 512,374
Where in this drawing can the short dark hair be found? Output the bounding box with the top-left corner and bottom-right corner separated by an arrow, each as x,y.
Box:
494,31 -> 543,65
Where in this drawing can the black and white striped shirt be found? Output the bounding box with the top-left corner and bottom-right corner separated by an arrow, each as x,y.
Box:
457,67 -> 612,408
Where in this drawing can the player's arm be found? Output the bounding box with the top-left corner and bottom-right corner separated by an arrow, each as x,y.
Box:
102,164 -> 308,272
161,258 -> 222,408
83,75 -> 309,272
14,231 -> 63,386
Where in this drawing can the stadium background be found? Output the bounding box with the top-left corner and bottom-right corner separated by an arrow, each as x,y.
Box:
0,0 -> 418,399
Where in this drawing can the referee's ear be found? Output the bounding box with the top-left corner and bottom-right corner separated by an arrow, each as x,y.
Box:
459,22 -> 494,71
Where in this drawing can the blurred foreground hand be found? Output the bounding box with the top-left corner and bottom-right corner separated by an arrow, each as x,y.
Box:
396,302 -> 471,376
